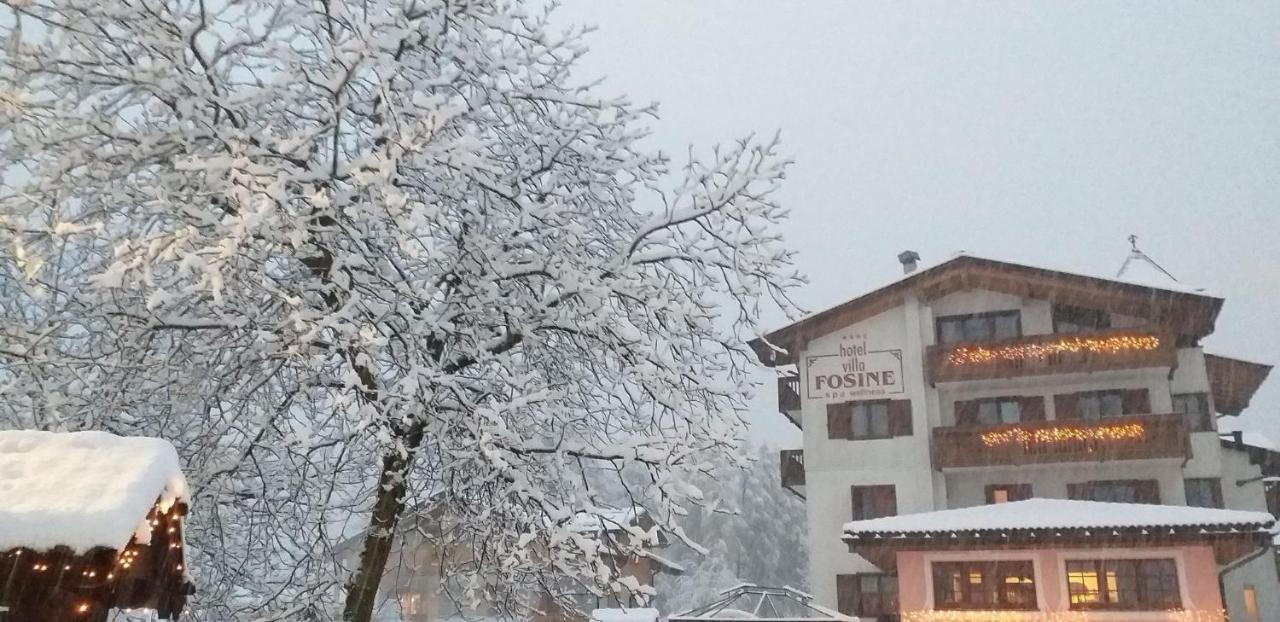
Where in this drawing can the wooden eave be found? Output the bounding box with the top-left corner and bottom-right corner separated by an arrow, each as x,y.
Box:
1206,353 -> 1273,416
844,524 -> 1272,571
751,256 -> 1223,367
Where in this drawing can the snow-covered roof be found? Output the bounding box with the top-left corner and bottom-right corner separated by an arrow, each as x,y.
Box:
0,430 -> 189,553
843,499 -> 1274,538
1115,248 -> 1206,295
568,506 -> 644,533
590,608 -> 659,622
752,251 -> 1222,366
1217,417 -> 1280,453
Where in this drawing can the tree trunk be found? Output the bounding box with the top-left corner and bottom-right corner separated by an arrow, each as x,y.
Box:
342,428 -> 423,622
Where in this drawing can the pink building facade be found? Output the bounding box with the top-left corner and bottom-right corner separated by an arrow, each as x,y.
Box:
844,498 -> 1272,622
895,545 -> 1224,621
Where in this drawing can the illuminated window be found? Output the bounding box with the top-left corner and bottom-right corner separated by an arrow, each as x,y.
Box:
1065,559 -> 1180,610
1244,584 -> 1260,622
931,561 -> 1037,610
985,484 -> 1032,504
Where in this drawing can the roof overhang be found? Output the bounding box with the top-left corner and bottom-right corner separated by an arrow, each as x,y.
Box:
1206,354 -> 1273,416
751,255 -> 1223,367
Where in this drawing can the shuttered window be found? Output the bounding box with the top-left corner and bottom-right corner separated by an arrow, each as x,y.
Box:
955,396 -> 1045,426
1055,389 -> 1149,420
828,400 -> 912,440
1067,479 -> 1160,504
836,573 -> 898,618
1172,393 -> 1212,432
851,485 -> 897,520
1184,478 -> 1224,508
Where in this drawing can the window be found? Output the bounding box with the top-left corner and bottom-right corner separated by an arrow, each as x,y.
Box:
1172,393 -> 1212,432
936,311 -> 1021,344
1068,480 -> 1160,504
1056,389 -> 1149,420
955,396 -> 1044,426
852,401 -> 891,439
1244,585 -> 1260,622
932,561 -> 1037,610
851,485 -> 897,520
1065,559 -> 1180,610
1184,478 -> 1224,508
986,484 -> 1033,504
836,573 -> 898,619
828,400 -> 913,440
1053,305 -> 1111,334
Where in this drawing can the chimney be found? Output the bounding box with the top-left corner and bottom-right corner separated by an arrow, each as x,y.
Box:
898,250 -> 921,275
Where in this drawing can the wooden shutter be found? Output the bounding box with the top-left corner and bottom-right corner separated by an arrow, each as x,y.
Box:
955,400 -> 979,426
889,400 -> 913,436
827,403 -> 852,439
1019,396 -> 1046,421
1122,389 -> 1151,414
1055,393 -> 1081,419
875,485 -> 898,517
835,574 -> 859,616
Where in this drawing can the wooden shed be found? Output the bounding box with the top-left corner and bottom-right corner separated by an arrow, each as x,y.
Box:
0,431 -> 193,622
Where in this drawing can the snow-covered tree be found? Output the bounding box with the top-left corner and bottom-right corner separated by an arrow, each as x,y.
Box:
654,445 -> 809,613
0,1 -> 801,620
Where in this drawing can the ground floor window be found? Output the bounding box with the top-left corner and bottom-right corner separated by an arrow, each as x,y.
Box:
837,573 -> 898,619
931,560 -> 1037,610
1065,558 -> 1180,610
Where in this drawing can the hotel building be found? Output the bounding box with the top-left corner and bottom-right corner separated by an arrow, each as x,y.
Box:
754,249 -> 1277,621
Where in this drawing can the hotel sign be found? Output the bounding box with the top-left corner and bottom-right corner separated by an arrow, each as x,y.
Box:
804,333 -> 904,400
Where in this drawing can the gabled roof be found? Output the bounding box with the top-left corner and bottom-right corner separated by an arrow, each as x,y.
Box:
1115,247 -> 1205,295
751,253 -> 1223,366
1206,354 -> 1273,416
842,498 -> 1273,539
0,430 -> 188,553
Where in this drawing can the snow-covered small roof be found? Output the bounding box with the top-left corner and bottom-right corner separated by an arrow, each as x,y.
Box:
568,506 -> 644,533
590,608 -> 659,622
843,499 -> 1274,538
0,430 -> 189,553
1217,417 -> 1280,453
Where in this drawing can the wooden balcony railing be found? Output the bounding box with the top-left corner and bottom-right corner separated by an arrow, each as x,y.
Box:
780,449 -> 805,489
931,413 -> 1191,469
777,376 -> 802,429
925,328 -> 1177,383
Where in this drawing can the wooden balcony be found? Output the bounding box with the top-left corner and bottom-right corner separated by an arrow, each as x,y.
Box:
777,376 -> 801,429
925,328 -> 1177,383
931,413 -> 1191,469
780,449 -> 805,497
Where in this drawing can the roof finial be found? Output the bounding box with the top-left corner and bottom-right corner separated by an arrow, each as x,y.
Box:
1128,234 -> 1139,252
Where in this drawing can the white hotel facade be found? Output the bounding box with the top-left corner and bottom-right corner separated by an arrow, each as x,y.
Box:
753,250 -> 1278,621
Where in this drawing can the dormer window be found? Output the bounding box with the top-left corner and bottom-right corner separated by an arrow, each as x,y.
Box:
935,311 -> 1021,344
1052,305 -> 1111,334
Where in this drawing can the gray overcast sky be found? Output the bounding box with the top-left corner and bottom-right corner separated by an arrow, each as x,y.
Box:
553,1 -> 1280,447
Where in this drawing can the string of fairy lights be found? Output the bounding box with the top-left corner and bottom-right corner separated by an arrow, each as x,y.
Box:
979,422 -> 1148,448
902,610 -> 1225,622
946,334 -> 1162,367
0,501 -> 187,618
